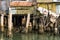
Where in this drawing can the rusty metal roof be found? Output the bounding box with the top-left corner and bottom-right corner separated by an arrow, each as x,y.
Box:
10,1 -> 33,6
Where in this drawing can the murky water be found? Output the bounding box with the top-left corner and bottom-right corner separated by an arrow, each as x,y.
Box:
0,33 -> 60,40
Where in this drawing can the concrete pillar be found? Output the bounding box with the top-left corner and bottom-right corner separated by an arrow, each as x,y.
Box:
1,14 -> 4,32
26,14 -> 30,33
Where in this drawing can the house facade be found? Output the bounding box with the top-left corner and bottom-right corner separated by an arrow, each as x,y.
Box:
9,0 -> 36,29
37,0 -> 60,14
10,0 -> 36,14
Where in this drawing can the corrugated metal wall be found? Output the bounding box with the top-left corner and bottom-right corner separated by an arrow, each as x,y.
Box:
37,3 -> 56,13
37,0 -> 52,2
10,6 -> 35,14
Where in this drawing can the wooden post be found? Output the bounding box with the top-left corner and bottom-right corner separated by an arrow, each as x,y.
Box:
54,21 -> 58,34
26,14 -> 30,33
1,14 -> 4,32
8,8 -> 13,37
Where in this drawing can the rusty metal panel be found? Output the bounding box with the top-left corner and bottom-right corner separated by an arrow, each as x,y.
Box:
10,6 -> 35,14
10,1 -> 33,6
37,3 -> 56,12
17,10 -> 31,14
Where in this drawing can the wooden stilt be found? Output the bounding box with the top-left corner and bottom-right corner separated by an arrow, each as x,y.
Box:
8,8 -> 13,37
26,14 -> 30,33
1,14 -> 4,32
54,21 -> 58,34
8,13 -> 12,36
4,17 -> 7,26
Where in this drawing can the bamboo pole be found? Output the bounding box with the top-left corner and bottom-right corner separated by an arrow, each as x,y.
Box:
1,14 -> 4,32
26,14 -> 30,33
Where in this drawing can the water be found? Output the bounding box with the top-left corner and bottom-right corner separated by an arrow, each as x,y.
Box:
0,33 -> 60,40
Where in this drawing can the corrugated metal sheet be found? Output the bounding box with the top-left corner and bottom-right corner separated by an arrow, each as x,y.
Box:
10,1 -> 33,6
17,10 -> 32,14
37,3 -> 56,12
10,10 -> 33,14
37,0 -> 52,2
10,6 -> 34,14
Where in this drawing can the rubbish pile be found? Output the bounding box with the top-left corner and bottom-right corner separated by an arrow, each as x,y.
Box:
36,7 -> 60,34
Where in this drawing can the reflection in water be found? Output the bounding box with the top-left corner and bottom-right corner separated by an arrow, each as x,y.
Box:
8,37 -> 13,40
0,33 -> 13,40
8,33 -> 13,40
0,33 -> 4,40
0,33 -> 60,40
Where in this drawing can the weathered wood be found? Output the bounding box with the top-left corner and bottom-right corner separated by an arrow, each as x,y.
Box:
39,24 -> 44,33
26,14 -> 30,33
1,14 -> 4,32
28,22 -> 32,32
54,21 -> 58,34
8,8 -> 13,37
8,13 -> 12,30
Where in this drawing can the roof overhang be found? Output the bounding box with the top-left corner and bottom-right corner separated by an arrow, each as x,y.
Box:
10,1 -> 33,7
37,2 -> 60,4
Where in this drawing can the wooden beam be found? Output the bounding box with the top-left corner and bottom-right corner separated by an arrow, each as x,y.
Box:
26,14 -> 30,33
